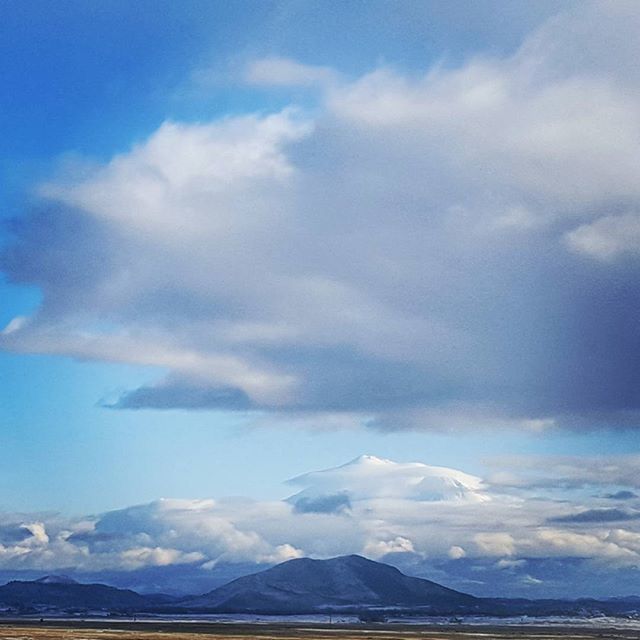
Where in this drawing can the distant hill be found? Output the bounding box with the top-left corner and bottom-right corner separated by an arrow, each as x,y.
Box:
183,554 -> 478,613
0,558 -> 638,618
0,578 -> 158,612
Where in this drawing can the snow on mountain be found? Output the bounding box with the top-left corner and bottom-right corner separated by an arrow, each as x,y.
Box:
34,575 -> 79,585
287,455 -> 489,511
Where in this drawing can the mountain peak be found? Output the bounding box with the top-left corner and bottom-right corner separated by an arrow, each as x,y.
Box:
343,454 -> 393,467
186,554 -> 475,613
286,553 -> 380,569
287,455 -> 489,507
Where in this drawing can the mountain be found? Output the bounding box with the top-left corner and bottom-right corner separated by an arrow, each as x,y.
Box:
287,455 -> 489,513
0,578 -> 158,612
184,554 -> 478,613
0,559 -> 638,619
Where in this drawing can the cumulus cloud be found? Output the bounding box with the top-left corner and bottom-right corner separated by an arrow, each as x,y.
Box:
605,490 -> 639,501
474,533 -> 516,557
3,2 -> 640,430
291,493 -> 352,515
448,546 -> 466,560
363,536 -> 415,559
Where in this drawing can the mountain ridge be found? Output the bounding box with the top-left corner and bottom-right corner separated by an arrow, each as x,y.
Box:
183,554 -> 478,613
0,579 -> 152,612
0,555 -> 639,618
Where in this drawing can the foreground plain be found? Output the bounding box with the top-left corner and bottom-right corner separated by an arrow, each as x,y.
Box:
1,621 -> 639,640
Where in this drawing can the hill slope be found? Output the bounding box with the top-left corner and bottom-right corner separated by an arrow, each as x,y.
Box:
185,554 -> 477,613
0,579 -> 154,611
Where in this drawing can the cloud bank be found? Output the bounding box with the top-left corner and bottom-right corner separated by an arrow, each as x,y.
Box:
0,455 -> 639,598
3,2 -> 640,430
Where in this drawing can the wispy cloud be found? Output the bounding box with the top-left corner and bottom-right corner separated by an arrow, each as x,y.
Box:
548,508 -> 640,524
487,455 -> 640,490
245,57 -> 339,88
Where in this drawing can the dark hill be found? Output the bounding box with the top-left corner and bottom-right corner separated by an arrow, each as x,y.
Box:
184,554 -> 477,613
0,579 -> 153,611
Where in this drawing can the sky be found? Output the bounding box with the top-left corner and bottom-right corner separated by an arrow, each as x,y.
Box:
1,0 -> 640,599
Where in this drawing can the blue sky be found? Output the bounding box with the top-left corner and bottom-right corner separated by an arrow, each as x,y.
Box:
1,0 -> 640,598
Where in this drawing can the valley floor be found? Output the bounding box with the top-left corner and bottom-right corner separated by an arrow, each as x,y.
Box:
0,620 -> 639,640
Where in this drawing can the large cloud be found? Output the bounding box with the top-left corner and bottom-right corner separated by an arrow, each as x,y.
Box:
3,2 -> 640,430
0,455 -> 639,598
486,454 -> 640,491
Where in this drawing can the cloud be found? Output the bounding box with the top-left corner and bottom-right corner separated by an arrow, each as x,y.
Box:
0,455 -> 639,597
363,536 -> 415,559
3,3 -> 640,430
566,214 -> 640,260
0,524 -> 40,546
474,533 -> 516,557
530,529 -> 640,564
548,508 -> 640,524
487,454 -> 640,490
245,57 -> 338,88
391,553 -> 640,599
496,558 -> 525,569
448,546 -> 466,560
605,490 -> 639,501
117,547 -> 205,570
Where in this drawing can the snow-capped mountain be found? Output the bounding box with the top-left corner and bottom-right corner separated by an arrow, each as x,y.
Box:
287,455 -> 489,512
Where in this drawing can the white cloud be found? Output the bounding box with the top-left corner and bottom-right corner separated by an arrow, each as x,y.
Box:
245,57 -> 338,88
118,547 -> 205,570
1,316 -> 27,335
448,545 -> 466,560
287,455 -> 490,505
328,61 -> 640,208
474,532 -> 516,557
496,558 -> 525,569
531,528 -> 639,563
0,454 -> 638,598
363,536 -> 415,559
566,213 -> 640,260
42,111 -> 311,239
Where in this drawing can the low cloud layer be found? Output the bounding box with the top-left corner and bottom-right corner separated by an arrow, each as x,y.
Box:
3,2 -> 640,431
0,455 -> 639,598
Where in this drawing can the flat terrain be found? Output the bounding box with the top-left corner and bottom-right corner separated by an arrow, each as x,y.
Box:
0,620 -> 639,640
